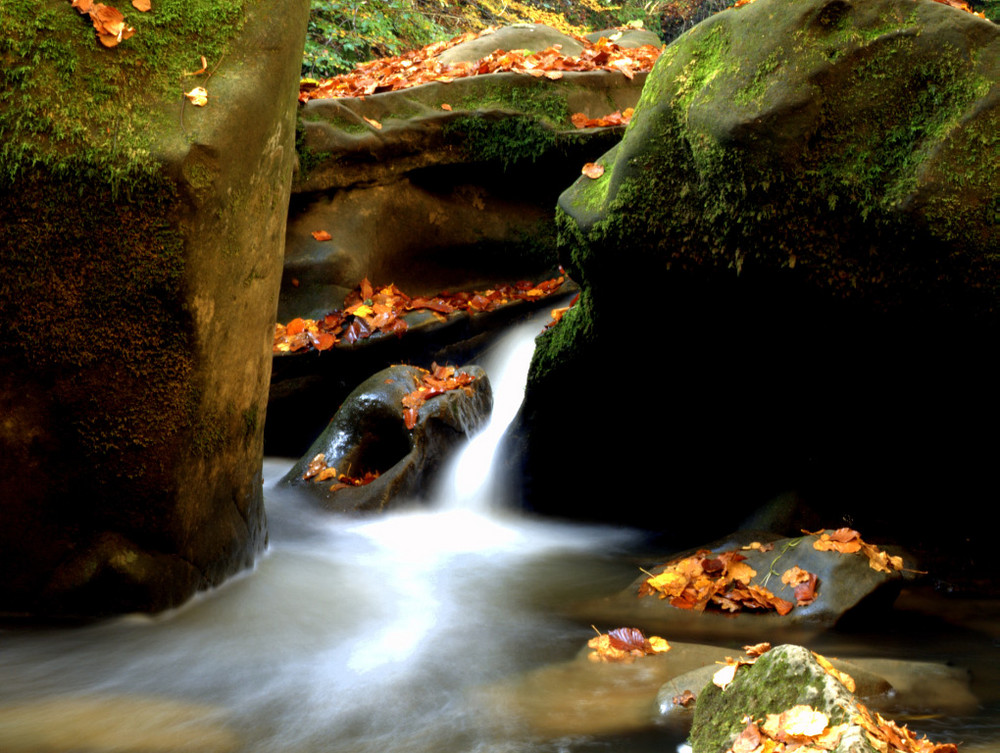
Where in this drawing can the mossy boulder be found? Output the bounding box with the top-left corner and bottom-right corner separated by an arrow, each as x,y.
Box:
689,644 -> 875,753
280,364 -> 491,512
0,0 -> 309,618
513,0 -> 999,568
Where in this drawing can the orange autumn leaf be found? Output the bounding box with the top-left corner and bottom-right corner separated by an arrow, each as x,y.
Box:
363,116 -> 383,130
812,651 -> 856,693
810,528 -> 906,573
311,230 -> 332,241
581,162 -> 604,179
440,103 -> 452,111
673,689 -> 697,707
854,703 -> 959,753
131,0 -> 150,10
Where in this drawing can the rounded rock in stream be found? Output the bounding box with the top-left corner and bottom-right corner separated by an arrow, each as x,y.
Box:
281,364 -> 491,512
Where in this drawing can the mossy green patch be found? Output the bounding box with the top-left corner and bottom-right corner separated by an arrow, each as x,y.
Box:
443,114 -> 558,169
454,78 -> 571,126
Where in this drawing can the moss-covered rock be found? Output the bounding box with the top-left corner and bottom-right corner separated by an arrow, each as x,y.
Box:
0,0 -> 310,618
691,644 -> 875,753
513,0 -> 1000,572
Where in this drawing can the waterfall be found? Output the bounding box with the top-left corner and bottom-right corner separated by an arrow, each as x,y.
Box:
432,307 -> 551,512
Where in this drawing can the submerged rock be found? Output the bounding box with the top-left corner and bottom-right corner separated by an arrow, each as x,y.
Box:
281,364 -> 491,512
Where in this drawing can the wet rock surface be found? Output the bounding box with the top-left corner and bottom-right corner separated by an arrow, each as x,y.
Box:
280,364 -> 491,512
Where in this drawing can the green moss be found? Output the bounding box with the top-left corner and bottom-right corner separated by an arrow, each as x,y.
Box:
734,48 -> 783,106
0,0 -> 247,187
455,79 -> 570,126
672,23 -> 730,113
443,114 -> 558,169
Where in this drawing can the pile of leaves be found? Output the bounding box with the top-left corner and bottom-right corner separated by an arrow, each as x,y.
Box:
809,528 -> 905,574
273,275 -> 565,354
401,363 -> 478,430
299,28 -> 662,101
854,703 -> 959,753
727,704 -> 850,753
302,453 -> 380,491
587,626 -> 671,663
638,549 -> 803,615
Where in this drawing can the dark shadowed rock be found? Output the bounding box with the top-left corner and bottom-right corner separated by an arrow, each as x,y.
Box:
281,364 -> 491,512
514,0 -> 1000,580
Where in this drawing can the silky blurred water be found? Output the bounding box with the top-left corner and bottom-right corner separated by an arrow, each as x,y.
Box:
1,312 -> 998,753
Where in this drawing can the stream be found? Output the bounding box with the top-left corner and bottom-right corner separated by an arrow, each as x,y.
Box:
1,312 -> 999,753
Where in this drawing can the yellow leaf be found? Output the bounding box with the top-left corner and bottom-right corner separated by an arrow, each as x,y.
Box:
184,87 -> 208,106
713,663 -> 738,690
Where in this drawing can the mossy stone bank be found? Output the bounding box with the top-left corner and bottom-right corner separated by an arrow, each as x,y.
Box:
0,0 -> 310,618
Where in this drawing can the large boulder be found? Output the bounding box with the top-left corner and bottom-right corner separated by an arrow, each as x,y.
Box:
513,0 -> 999,573
0,0 -> 309,618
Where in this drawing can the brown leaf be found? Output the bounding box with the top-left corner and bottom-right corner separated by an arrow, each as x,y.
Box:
131,0 -> 150,10
311,230 -> 332,241
581,162 -> 605,179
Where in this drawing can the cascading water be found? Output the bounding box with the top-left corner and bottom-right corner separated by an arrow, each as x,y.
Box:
2,308 -> 999,753
0,307 -> 644,753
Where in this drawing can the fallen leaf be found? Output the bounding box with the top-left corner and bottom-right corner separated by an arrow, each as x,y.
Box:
363,116 -> 383,129
672,689 -> 696,707
712,663 -> 738,690
581,162 -> 605,179
440,103 -> 452,111
587,626 -> 670,663
311,230 -> 332,241
184,86 -> 208,106
131,0 -> 150,10
762,704 -> 830,739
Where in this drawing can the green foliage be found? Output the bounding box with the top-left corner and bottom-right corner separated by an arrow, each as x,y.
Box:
303,0 -> 446,77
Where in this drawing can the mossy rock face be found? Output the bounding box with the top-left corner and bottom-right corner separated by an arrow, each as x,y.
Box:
690,644 -> 874,753
558,0 -> 998,308
513,0 -> 1000,570
0,0 -> 310,618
